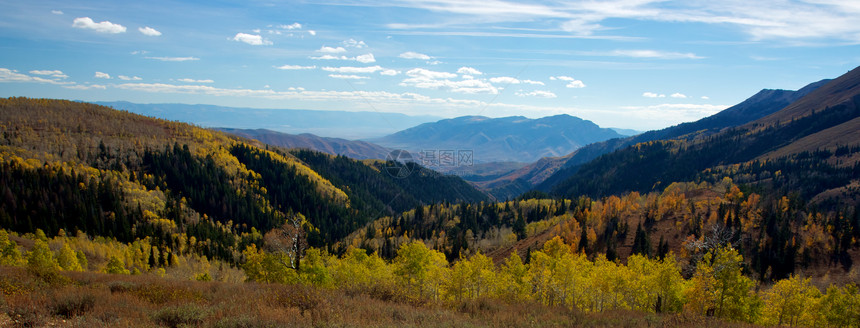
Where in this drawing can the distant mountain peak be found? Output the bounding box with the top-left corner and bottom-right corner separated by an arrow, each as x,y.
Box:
370,114 -> 621,163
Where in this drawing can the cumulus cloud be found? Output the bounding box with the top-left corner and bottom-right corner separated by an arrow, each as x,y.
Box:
138,26 -> 161,36
490,76 -> 520,84
701,96 -> 710,100
29,70 -> 68,79
406,68 -> 457,80
94,71 -> 111,79
343,39 -> 367,48
281,23 -> 302,30
176,78 -> 213,83
322,66 -> 383,74
232,33 -> 272,45
51,10 -> 63,15
145,56 -> 199,62
72,17 -> 126,34
118,75 -> 142,81
457,67 -> 483,75
328,74 -> 369,80
516,90 -> 557,98
318,46 -> 346,53
276,65 -> 317,70
671,93 -> 687,98
308,30 -> 317,36
399,52 -> 432,60
566,80 -> 586,88
401,68 -> 497,94
380,69 -> 400,76
355,53 -> 376,63
643,92 -> 666,98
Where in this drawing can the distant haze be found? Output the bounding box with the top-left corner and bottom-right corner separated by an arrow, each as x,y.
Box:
96,101 -> 440,139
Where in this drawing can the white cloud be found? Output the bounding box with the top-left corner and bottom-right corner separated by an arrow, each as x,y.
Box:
232,33 -> 272,46
146,56 -> 199,62
670,93 -> 687,98
276,64 -> 317,70
328,74 -> 369,80
516,90 -> 557,98
343,39 -> 367,48
311,55 -> 349,60
701,96 -> 710,100
401,68 -> 497,94
490,76 -> 520,84
308,30 -> 317,36
0,68 -> 72,85
64,84 -> 106,90
384,1 -> 860,43
566,80 -> 586,88
406,68 -> 457,79
29,70 -> 68,79
118,75 -> 142,81
94,71 -> 111,79
643,92 -> 666,98
176,78 -> 213,83
318,46 -> 346,53
400,52 -> 432,60
72,17 -> 126,34
380,69 -> 400,76
550,76 -> 575,81
355,53 -> 376,63
522,80 -> 544,85
281,23 -> 302,30
51,10 -> 63,15
457,67 -> 483,75
610,50 -> 703,60
322,66 -> 383,73
138,26 -> 161,36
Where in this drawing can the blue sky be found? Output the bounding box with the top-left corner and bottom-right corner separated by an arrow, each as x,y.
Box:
1,0 -> 859,131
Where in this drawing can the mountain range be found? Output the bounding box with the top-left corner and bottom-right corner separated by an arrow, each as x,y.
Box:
369,115 -> 623,163
477,77 -> 834,199
219,128 -> 392,160
545,66 -> 860,202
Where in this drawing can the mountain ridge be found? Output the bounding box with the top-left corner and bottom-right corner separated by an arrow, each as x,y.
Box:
370,114 -> 622,164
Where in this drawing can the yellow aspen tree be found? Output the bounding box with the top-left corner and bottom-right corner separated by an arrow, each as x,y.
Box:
761,275 -> 821,327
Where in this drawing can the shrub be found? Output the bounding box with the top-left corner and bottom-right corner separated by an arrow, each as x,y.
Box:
152,304 -> 208,328
50,293 -> 95,318
6,303 -> 45,328
214,314 -> 272,328
108,281 -> 135,294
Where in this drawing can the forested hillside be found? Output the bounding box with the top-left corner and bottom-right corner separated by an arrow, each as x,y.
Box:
549,66 -> 860,203
0,97 -> 485,267
2,96 -> 860,327
482,78 -> 829,199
